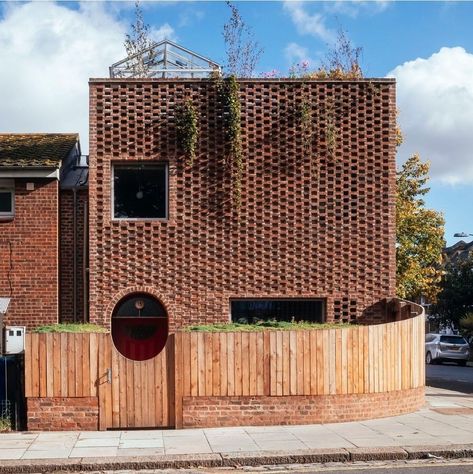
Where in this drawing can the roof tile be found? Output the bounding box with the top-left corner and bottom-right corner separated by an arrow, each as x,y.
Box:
0,133 -> 78,168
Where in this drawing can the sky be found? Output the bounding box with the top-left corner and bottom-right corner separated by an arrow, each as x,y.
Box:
0,0 -> 472,245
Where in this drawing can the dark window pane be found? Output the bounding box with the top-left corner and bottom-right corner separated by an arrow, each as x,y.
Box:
0,192 -> 12,213
231,300 -> 324,323
440,336 -> 467,345
114,165 -> 166,218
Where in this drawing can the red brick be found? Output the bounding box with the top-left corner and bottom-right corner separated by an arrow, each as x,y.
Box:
88,78 -> 397,328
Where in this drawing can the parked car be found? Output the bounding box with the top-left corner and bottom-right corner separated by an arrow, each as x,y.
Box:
425,333 -> 470,366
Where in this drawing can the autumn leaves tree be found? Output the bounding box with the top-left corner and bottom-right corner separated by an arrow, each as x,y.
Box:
396,155 -> 445,301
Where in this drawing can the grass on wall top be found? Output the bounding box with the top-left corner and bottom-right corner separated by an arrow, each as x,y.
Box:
32,323 -> 108,333
183,321 -> 355,332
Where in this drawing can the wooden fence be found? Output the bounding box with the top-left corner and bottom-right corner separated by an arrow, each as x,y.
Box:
173,314 -> 425,426
25,311 -> 425,429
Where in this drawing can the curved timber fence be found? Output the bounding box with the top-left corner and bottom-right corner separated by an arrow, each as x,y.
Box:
25,301 -> 425,430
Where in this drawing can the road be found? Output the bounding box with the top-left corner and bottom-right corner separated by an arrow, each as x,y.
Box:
426,363 -> 473,393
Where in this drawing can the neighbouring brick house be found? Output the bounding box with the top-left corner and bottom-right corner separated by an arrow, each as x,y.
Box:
0,134 -> 88,328
88,75 -> 397,357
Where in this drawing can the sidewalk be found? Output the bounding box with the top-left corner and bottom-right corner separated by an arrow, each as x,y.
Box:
1,386 -> 473,472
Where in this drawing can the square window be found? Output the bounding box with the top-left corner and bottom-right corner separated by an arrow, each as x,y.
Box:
113,164 -> 167,219
0,179 -> 14,219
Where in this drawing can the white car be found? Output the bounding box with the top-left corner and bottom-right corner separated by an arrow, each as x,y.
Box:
425,333 -> 470,366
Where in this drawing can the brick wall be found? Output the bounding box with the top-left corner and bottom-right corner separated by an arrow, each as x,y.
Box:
59,189 -> 88,323
89,78 -> 397,328
27,397 -> 98,431
182,387 -> 425,428
0,179 -> 59,328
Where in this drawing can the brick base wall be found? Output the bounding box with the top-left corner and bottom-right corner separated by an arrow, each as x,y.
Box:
27,397 -> 98,431
182,387 -> 425,428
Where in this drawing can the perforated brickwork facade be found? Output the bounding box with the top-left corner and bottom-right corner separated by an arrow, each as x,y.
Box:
59,189 -> 88,323
0,179 -> 59,328
89,78 -> 396,328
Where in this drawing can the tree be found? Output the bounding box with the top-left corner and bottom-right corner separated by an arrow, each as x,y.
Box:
433,258 -> 473,330
320,28 -> 363,79
287,27 -> 363,79
396,154 -> 445,301
223,1 -> 263,77
123,1 -> 157,77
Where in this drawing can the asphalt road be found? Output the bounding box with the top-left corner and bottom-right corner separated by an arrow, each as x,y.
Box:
426,362 -> 473,393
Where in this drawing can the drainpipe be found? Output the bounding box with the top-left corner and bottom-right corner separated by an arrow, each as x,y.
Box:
72,187 -> 77,323
83,199 -> 89,323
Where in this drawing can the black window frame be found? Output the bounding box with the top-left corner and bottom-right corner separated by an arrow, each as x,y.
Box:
112,162 -> 168,221
230,298 -> 326,324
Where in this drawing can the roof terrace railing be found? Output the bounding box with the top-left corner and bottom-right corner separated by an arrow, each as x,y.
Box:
109,39 -> 221,79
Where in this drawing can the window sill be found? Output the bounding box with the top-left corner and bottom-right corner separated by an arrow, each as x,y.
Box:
112,217 -> 169,223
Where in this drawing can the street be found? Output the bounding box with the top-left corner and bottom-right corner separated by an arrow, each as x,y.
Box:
426,363 -> 473,393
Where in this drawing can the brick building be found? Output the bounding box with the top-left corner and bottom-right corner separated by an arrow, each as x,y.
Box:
88,77 -> 397,348
1,75 -> 397,340
0,134 -> 87,328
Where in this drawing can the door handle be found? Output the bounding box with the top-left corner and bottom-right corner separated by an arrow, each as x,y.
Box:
106,368 -> 112,384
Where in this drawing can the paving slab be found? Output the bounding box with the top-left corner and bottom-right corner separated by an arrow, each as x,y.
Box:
252,440 -> 308,451
0,449 -> 24,460
119,438 -> 164,449
75,438 -> 120,448
116,448 -> 165,456
21,449 -> 73,460
78,431 -> 120,439
120,430 -> 164,439
69,447 -> 118,458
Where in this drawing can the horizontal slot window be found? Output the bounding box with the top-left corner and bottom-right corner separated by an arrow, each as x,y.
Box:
231,299 -> 324,324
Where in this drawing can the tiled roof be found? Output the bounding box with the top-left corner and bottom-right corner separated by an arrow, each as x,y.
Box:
0,133 -> 78,168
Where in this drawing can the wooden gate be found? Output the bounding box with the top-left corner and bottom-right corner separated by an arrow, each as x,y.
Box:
98,334 -> 175,429
25,332 -> 175,430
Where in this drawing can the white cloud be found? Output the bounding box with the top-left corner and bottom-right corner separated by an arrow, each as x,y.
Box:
283,0 -> 388,43
0,2 -> 175,154
284,42 -> 317,68
178,8 -> 204,28
389,47 -> 473,184
283,1 -> 334,43
326,0 -> 390,18
150,23 -> 176,42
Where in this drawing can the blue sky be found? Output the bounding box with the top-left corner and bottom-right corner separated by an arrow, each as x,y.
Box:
0,1 -> 472,245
